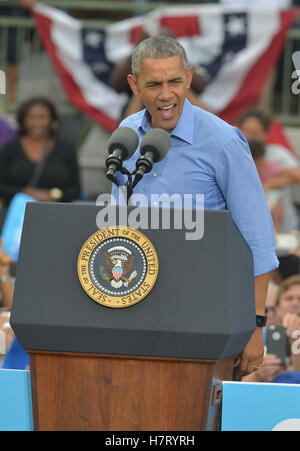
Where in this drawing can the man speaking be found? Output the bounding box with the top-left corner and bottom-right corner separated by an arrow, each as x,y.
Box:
113,36 -> 279,376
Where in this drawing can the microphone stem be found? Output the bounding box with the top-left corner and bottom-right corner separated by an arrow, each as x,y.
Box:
132,163 -> 148,188
106,163 -> 120,186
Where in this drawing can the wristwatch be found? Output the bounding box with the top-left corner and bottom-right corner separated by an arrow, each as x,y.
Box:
50,188 -> 63,201
256,315 -> 268,328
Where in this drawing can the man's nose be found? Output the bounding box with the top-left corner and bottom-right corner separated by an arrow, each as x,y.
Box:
158,83 -> 172,101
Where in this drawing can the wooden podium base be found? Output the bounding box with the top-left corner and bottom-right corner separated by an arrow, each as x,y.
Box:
29,352 -> 234,431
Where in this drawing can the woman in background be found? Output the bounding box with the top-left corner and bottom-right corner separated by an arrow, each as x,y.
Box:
0,97 -> 81,206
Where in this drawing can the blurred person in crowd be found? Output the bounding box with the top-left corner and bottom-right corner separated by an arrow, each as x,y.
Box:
248,139 -> 300,280
0,238 -> 15,359
0,97 -> 81,206
109,28 -> 208,121
238,109 -> 299,169
247,139 -> 300,237
248,140 -> 283,234
240,113 -> 300,279
243,275 -> 300,382
275,275 -> 300,328
0,116 -> 16,151
265,281 -> 280,326
0,238 -> 13,310
0,0 -> 36,104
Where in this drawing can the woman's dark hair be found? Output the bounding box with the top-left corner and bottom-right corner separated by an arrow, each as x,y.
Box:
248,139 -> 266,161
17,97 -> 60,136
237,108 -> 273,133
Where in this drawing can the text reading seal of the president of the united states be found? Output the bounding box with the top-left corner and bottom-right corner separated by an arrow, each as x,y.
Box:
77,226 -> 159,308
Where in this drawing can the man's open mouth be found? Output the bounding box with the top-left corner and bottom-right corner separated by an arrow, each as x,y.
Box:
158,104 -> 176,119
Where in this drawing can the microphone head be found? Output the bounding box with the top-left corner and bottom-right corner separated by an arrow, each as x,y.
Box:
107,126 -> 139,160
140,128 -> 171,162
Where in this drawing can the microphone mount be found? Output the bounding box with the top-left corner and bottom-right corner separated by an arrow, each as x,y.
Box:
132,150 -> 155,188
106,127 -> 170,205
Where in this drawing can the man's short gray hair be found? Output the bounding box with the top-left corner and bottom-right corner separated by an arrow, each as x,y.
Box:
131,36 -> 189,76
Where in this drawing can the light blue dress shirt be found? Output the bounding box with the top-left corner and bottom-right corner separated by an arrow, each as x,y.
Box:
112,98 -> 279,276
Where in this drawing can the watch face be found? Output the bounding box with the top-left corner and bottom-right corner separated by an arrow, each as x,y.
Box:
51,188 -> 63,200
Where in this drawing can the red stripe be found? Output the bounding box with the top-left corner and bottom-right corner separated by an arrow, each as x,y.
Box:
160,16 -> 201,38
32,11 -> 118,133
219,10 -> 295,124
130,25 -> 144,44
266,120 -> 297,156
130,16 -> 201,42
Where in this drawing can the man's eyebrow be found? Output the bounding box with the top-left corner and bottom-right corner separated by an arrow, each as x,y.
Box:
144,77 -> 183,87
169,77 -> 183,82
144,80 -> 162,87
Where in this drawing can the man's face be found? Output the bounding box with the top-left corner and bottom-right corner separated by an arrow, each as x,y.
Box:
276,284 -> 300,321
128,55 -> 193,133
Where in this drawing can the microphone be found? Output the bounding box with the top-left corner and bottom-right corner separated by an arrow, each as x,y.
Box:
106,127 -> 139,185
132,128 -> 171,188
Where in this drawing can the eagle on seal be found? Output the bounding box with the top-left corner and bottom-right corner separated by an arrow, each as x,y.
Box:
103,250 -> 136,288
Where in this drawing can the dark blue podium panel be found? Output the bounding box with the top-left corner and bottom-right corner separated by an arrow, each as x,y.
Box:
10,203 -> 255,360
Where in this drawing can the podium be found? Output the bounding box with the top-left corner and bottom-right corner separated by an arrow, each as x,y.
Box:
10,203 -> 255,431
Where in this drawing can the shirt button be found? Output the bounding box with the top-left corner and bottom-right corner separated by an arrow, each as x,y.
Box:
153,172 -> 157,177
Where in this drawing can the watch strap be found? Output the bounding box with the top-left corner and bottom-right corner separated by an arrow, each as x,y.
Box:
256,315 -> 267,328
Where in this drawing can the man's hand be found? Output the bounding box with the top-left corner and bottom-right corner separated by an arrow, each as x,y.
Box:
237,327 -> 265,376
236,273 -> 270,376
242,353 -> 283,382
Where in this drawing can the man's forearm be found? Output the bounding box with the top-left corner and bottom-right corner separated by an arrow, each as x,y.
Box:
237,272 -> 270,376
254,272 -> 270,316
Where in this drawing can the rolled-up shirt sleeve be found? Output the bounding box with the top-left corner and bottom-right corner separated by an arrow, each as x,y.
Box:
214,129 -> 279,277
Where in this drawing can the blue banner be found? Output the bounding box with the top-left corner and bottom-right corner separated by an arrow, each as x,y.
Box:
222,381 -> 300,431
0,369 -> 33,431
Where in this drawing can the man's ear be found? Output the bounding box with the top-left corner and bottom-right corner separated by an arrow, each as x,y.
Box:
187,66 -> 193,90
127,74 -> 140,96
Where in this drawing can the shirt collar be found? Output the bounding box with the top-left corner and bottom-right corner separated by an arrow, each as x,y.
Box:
139,98 -> 194,145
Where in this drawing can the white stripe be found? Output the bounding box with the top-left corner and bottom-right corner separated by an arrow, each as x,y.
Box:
33,2 -> 80,30
153,4 -> 227,17
106,16 -> 144,64
200,9 -> 281,112
50,11 -> 127,120
51,10 -> 83,61
178,13 -> 224,68
55,47 -> 128,121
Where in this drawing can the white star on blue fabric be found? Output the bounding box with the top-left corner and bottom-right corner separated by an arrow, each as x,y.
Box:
226,16 -> 246,37
85,31 -> 103,48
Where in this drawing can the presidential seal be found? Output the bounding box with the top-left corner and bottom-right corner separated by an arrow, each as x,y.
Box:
77,226 -> 159,308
